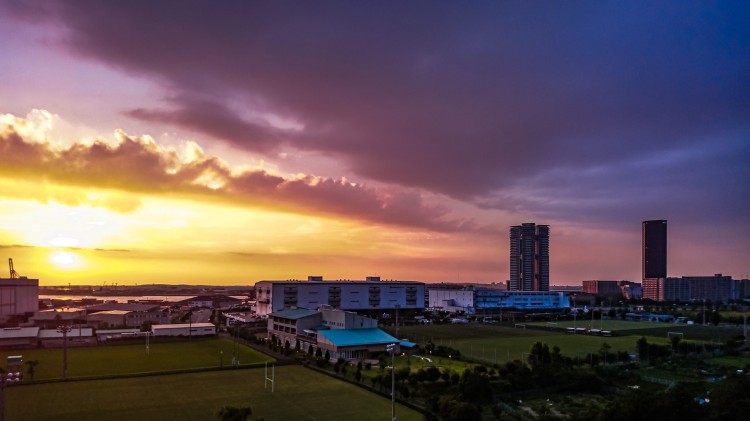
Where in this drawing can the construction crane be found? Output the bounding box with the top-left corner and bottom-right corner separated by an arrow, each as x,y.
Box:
8,258 -> 21,279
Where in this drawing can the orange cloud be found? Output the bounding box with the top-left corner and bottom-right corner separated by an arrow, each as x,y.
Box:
1,115 -> 473,232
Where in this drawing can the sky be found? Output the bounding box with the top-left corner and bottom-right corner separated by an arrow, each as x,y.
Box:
0,1 -> 748,286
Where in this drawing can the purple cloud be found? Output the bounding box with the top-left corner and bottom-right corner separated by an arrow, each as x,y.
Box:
3,1 -> 749,230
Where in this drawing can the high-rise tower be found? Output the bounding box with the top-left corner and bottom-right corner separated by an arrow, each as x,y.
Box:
509,223 -> 549,291
642,220 -> 667,279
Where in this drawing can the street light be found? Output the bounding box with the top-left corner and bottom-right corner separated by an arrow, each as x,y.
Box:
386,343 -> 397,421
0,371 -> 22,421
57,325 -> 72,380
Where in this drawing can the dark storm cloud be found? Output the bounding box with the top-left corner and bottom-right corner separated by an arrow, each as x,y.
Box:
4,0 -> 750,225
126,96 -> 282,152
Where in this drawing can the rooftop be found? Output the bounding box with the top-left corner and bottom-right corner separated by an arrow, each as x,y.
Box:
269,308 -> 318,320
152,323 -> 215,329
86,303 -> 161,312
88,310 -> 131,316
0,327 -> 39,339
318,328 -> 398,347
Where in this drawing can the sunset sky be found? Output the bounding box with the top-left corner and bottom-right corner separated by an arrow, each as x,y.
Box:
1,1 -> 748,286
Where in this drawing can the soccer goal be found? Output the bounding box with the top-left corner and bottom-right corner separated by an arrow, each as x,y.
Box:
514,323 -> 526,329
667,332 -> 684,340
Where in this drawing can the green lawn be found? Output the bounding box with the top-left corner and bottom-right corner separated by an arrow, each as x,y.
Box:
527,319 -> 677,331
1,338 -> 273,380
386,324 -> 669,364
388,323 -> 744,365
5,366 -> 423,421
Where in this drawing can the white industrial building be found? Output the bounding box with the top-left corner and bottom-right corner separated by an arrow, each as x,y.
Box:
428,286 -> 570,313
254,276 -> 424,315
428,288 -> 475,313
151,323 -> 216,337
0,276 -> 39,320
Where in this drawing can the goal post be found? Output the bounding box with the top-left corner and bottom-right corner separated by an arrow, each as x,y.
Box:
514,323 -> 526,329
264,362 -> 275,392
667,332 -> 684,340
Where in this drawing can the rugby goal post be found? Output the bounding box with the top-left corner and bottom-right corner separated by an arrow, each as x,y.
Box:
264,362 -> 275,393
667,332 -> 684,340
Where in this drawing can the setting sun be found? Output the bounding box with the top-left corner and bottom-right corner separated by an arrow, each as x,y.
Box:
49,250 -> 82,269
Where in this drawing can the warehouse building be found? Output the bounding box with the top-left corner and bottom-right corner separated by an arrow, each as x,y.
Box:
255,276 -> 424,315
151,323 -> 216,337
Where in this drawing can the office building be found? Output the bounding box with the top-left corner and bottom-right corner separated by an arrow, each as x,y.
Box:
642,274 -> 737,303
509,223 -> 549,291
643,220 -> 667,279
254,276 -> 424,315
427,286 -> 569,313
582,280 -> 621,297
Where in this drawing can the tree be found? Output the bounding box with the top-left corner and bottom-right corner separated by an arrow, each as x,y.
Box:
425,365 -> 441,382
315,347 -> 322,358
216,405 -> 252,421
25,360 -> 39,381
670,334 -> 682,351
440,400 -> 482,421
636,337 -> 648,362
710,310 -> 721,326
324,350 -> 331,361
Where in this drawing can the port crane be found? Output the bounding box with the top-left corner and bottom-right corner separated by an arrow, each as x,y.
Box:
8,258 -> 21,279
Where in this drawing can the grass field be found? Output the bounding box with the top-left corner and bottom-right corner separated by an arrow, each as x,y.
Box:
385,324 -> 711,364
4,366 -> 423,421
528,319 -> 677,331
0,338 -> 274,380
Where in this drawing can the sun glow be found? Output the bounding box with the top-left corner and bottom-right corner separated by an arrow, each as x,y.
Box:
49,250 -> 83,269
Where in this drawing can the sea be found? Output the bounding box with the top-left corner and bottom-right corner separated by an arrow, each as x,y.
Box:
39,295 -> 249,303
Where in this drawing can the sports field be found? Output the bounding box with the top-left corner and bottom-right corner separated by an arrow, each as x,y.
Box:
386,323 -> 740,364
0,338 -> 273,380
4,366 -> 423,421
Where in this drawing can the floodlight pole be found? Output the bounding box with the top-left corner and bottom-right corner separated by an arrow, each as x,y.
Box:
57,325 -> 72,380
387,343 -> 397,421
395,304 -> 400,340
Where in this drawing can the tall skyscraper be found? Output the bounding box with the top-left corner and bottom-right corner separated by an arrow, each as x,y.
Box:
642,219 -> 667,279
509,223 -> 549,291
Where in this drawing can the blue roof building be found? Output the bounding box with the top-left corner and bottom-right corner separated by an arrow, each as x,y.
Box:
267,305 -> 404,360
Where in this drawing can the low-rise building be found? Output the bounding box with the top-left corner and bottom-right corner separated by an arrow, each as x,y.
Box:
267,306 -> 399,360
0,327 -> 40,348
176,295 -> 244,309
86,310 -> 130,328
84,303 -> 170,327
151,323 -> 216,337
643,274 -> 737,302
30,307 -> 87,327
